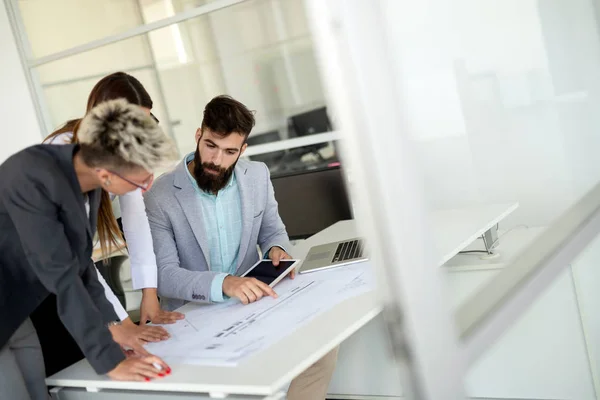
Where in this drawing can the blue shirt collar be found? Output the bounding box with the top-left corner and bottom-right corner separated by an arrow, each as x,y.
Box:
184,152 -> 236,196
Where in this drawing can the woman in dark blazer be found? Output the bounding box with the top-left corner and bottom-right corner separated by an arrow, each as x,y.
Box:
0,99 -> 176,399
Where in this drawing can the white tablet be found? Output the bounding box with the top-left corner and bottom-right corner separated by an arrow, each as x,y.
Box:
241,259 -> 300,287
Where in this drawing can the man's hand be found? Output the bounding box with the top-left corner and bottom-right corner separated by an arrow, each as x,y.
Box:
268,247 -> 295,279
222,276 -> 278,305
140,288 -> 185,325
109,318 -> 170,356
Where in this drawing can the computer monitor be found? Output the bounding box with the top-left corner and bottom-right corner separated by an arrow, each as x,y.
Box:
271,165 -> 352,240
247,130 -> 281,145
286,106 -> 332,162
287,106 -> 332,138
246,130 -> 285,170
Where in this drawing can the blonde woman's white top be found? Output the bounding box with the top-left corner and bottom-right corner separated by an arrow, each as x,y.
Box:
45,132 -> 159,320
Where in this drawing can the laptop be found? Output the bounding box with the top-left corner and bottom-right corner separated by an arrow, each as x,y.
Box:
299,238 -> 368,274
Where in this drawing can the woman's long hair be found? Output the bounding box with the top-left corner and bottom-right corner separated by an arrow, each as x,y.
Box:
44,72 -> 154,259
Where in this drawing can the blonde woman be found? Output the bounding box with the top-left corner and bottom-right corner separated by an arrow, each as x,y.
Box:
0,99 -> 177,399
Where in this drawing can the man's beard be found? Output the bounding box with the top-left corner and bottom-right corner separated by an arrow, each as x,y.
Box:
192,146 -> 238,193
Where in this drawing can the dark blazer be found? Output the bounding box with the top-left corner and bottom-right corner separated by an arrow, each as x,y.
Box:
0,144 -> 125,374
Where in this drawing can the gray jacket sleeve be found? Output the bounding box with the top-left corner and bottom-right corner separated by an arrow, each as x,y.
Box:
144,189 -> 219,305
5,179 -> 124,375
258,163 -> 292,255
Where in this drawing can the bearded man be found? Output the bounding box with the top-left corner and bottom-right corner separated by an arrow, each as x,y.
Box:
143,95 -> 338,400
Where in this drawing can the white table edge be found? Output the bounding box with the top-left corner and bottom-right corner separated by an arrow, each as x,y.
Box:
46,294 -> 382,397
437,202 -> 519,265
269,300 -> 384,393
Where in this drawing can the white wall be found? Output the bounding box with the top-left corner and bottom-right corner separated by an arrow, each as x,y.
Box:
18,0 -> 143,60
0,3 -> 43,163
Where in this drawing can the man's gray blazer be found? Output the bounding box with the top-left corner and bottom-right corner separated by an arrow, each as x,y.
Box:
143,157 -> 291,311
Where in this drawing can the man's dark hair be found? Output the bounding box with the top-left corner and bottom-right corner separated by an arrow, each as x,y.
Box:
201,95 -> 255,140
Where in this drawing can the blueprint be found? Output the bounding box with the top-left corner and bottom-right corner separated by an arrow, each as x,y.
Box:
145,262 -> 374,366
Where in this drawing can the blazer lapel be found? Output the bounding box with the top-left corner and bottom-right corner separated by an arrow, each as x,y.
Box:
236,163 -> 255,269
55,144 -> 94,242
173,162 -> 211,267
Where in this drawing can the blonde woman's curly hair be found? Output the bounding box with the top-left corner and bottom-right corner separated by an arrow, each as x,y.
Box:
78,98 -> 177,172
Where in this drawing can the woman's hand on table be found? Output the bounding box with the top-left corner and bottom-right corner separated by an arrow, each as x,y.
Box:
139,288 -> 185,325
109,318 -> 170,356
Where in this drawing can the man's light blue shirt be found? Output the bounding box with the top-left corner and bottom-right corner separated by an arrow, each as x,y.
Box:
184,153 -> 242,302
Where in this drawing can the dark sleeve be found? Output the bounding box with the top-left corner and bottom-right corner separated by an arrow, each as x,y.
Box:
81,260 -> 119,324
4,179 -> 125,374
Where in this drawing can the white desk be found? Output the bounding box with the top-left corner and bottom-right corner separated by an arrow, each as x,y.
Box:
48,222 -> 382,400
328,225 -> 596,400
47,203 -> 518,400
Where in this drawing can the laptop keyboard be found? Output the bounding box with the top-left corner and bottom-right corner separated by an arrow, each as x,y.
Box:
331,239 -> 364,263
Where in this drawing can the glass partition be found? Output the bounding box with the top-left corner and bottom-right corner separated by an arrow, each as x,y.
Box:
147,0 -> 328,156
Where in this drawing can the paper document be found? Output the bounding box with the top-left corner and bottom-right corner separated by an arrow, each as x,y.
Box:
145,262 -> 374,366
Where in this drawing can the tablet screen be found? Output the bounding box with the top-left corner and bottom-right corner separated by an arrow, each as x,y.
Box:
245,260 -> 296,285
